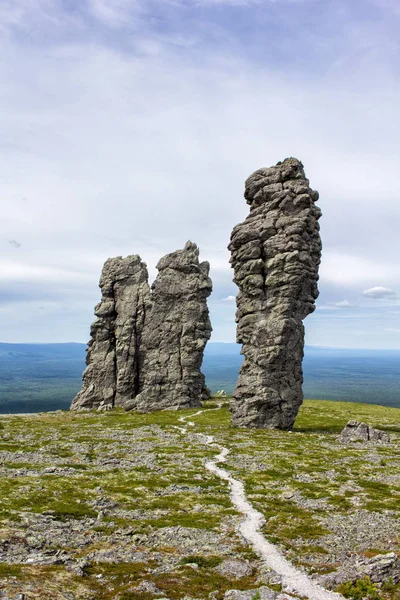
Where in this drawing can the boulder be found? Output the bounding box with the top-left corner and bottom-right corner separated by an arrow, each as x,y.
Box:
338,421 -> 390,443
320,552 -> 400,588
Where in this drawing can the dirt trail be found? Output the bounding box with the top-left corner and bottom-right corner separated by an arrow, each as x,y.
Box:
178,407 -> 344,600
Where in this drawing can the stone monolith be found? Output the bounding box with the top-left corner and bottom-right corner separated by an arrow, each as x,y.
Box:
70,255 -> 151,411
229,158 -> 322,429
132,241 -> 212,412
71,242 -> 212,412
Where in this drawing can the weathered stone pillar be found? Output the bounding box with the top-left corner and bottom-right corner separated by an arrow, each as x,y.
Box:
70,255 -> 151,411
229,158 -> 322,429
133,241 -> 212,412
71,242 -> 212,412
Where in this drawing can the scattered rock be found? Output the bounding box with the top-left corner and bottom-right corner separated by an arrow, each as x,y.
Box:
320,551 -> 400,587
229,158 -> 322,429
224,586 -> 278,600
338,421 -> 390,443
65,558 -> 89,577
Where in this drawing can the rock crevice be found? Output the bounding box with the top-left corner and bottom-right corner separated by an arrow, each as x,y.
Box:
71,242 -> 212,412
134,241 -> 212,412
71,255 -> 151,411
229,158 -> 322,429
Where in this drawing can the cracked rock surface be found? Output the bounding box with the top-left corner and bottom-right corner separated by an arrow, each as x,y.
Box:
134,241 -> 212,412
229,158 -> 322,429
70,255 -> 151,411
71,242 -> 211,412
338,421 -> 391,443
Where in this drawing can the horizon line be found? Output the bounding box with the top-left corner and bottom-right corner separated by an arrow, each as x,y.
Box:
1,341 -> 400,352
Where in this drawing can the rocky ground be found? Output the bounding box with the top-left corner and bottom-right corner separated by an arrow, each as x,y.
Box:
0,399 -> 399,600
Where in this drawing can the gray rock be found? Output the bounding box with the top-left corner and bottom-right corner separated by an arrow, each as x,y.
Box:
320,552 -> 400,587
134,241 -> 212,412
362,552 -> 400,583
214,558 -> 253,579
229,158 -> 322,429
338,421 -> 391,443
224,587 -> 277,600
71,255 -> 151,410
72,242 -> 212,413
135,580 -> 164,594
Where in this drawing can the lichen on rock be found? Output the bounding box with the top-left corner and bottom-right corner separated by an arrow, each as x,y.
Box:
134,241 -> 212,412
338,420 -> 391,443
71,255 -> 151,411
71,242 -> 211,412
229,158 -> 322,429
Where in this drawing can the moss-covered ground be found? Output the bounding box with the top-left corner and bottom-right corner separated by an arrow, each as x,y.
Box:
0,399 -> 398,599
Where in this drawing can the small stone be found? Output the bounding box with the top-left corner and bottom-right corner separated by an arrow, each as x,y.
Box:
215,558 -> 253,579
136,581 -> 163,594
185,562 -> 199,569
281,491 -> 294,500
224,587 -> 277,600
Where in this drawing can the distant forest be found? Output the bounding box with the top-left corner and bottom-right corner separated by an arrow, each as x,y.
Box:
0,342 -> 400,413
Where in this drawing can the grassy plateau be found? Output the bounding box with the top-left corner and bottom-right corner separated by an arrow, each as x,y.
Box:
0,399 -> 398,599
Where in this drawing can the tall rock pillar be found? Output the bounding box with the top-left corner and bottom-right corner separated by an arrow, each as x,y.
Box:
70,255 -> 151,411
229,158 -> 322,429
133,241 -> 212,412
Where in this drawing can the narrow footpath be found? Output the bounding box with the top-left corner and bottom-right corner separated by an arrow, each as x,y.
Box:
177,406 -> 344,600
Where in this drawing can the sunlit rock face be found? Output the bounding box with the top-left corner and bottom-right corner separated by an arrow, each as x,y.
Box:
229,158 -> 322,429
70,255 -> 151,411
71,242 -> 211,412
134,241 -> 212,413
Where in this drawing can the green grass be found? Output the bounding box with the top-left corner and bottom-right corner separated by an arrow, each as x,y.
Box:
0,398 -> 398,599
0,563 -> 23,578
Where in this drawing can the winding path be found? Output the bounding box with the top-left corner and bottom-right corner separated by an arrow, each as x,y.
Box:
177,406 -> 344,600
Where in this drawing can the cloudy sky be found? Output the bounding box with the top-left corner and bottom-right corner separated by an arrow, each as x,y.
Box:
1,0 -> 400,348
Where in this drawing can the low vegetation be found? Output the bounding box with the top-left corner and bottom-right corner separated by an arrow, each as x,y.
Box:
0,399 -> 398,599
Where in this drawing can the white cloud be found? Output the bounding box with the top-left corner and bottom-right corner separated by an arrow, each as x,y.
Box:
334,300 -> 358,308
221,295 -> 236,302
1,41 -> 399,343
316,300 -> 359,311
193,0 -> 260,4
89,0 -> 143,28
320,253 -> 400,289
0,261 -> 92,285
362,287 -> 396,299
0,0 -> 80,33
0,0 -> 400,347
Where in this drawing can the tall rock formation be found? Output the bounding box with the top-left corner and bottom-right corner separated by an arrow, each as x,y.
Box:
229,158 -> 322,429
70,256 -> 151,411
133,241 -> 212,412
71,242 -> 212,412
